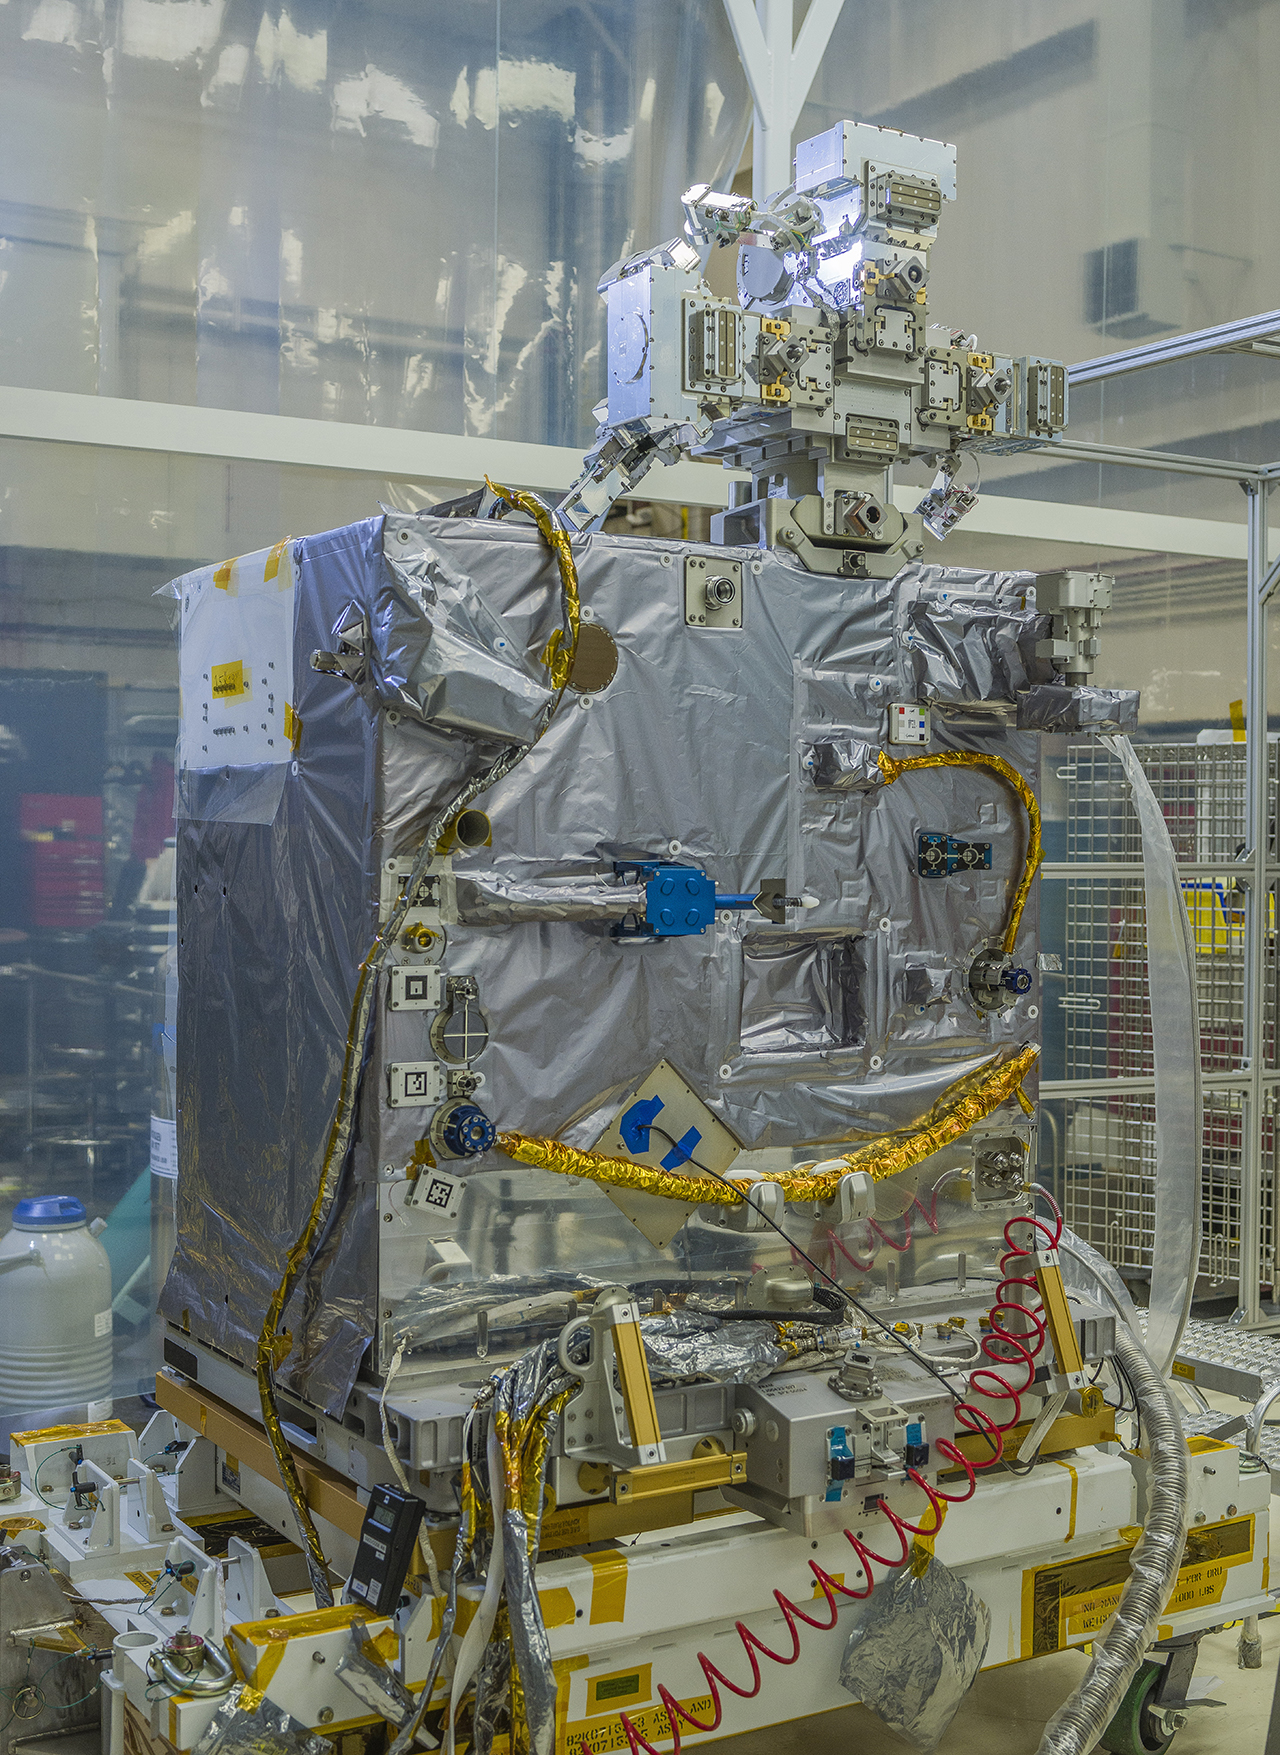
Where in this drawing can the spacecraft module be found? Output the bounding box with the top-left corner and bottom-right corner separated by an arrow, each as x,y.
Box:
0,118 -> 1252,1755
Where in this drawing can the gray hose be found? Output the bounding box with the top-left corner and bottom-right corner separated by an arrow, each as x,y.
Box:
1037,1322 -> 1189,1755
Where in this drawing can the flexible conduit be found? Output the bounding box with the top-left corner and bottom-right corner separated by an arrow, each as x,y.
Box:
1036,1322 -> 1189,1755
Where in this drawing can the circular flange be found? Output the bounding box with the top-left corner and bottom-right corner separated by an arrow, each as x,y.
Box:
568,622 -> 619,694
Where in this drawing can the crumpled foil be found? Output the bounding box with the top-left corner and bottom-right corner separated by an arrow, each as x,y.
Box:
892,568 -> 1053,704
454,871 -> 645,924
639,1311 -> 787,1384
391,1271 -> 608,1352
839,1553 -> 992,1752
803,737 -> 886,791
190,1684 -> 335,1755
376,540 -> 554,742
1017,684 -> 1140,733
334,1619 -> 418,1731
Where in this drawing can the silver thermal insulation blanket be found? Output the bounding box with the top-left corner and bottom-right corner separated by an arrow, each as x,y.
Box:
160,515 -> 1100,1416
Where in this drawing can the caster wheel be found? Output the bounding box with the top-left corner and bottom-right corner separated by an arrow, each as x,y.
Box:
1099,1660 -> 1181,1755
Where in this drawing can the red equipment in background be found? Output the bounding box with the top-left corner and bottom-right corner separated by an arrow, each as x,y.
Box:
19,793 -> 105,929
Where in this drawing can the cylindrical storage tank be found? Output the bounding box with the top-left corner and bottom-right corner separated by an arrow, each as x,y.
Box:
0,1196 -> 112,1414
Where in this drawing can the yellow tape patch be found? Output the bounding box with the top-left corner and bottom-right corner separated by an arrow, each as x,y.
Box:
264,538 -> 291,583
211,660 -> 248,702
284,703 -> 301,749
1052,1459 -> 1079,1543
586,1550 -> 628,1624
539,1587 -> 578,1629
11,1419 -> 132,1447
214,558 -> 237,593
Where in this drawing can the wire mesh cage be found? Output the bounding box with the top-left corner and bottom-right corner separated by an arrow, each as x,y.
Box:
1056,1089 -> 1275,1289
1052,740 -> 1278,1288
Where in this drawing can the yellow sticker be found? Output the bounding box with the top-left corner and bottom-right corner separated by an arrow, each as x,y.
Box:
284,702 -> 301,749
565,1696 -> 714,1755
1171,1360 -> 1196,1381
585,1665 -> 652,1717
211,660 -> 248,702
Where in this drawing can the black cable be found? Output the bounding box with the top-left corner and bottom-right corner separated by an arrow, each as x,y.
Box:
1112,1353 -> 1142,1444
643,1120 -> 976,1413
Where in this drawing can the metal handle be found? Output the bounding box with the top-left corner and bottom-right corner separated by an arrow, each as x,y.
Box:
556,1315 -> 593,1376
156,1641 -> 236,1698
0,1251 -> 42,1275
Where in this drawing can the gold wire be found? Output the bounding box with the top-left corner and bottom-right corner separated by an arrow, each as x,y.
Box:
253,494 -> 582,1600
485,478 -> 581,691
876,748 -> 1042,954
497,1043 -> 1039,1206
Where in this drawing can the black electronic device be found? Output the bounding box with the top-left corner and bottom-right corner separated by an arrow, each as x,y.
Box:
348,1484 -> 425,1616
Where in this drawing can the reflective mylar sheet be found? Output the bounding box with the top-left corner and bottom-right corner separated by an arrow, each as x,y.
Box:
0,1 -> 748,449
161,513 -> 1074,1416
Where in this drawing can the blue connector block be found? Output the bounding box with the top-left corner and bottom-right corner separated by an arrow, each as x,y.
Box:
612,862 -> 757,938
904,1419 -> 929,1469
645,865 -> 717,935
827,1424 -> 857,1497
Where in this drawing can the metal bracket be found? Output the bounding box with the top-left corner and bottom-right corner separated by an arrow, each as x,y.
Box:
557,1291 -> 667,1468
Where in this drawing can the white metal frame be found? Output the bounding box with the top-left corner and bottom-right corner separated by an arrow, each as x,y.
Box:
1040,315 -> 1280,1329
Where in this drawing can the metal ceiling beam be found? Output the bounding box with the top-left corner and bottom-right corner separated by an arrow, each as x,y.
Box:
1041,436 -> 1264,482
1069,308 -> 1280,386
723,0 -> 845,200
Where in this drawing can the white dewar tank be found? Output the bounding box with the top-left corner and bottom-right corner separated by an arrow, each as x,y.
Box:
0,1196 -> 112,1415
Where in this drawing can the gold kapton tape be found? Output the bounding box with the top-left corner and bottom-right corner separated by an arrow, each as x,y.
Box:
498,1042 -> 1039,1205
877,747 -> 1042,953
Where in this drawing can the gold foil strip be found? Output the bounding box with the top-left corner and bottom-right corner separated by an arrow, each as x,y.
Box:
253,491 -> 582,1604
877,748 -> 1042,953
497,1042 -> 1039,1207
485,478 -> 582,692
497,1131 -> 728,1203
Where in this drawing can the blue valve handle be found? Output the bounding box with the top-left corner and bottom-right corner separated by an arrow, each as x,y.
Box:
612,862 -> 773,938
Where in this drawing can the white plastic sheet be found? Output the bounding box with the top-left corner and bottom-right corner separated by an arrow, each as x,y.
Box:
1102,734 -> 1201,1372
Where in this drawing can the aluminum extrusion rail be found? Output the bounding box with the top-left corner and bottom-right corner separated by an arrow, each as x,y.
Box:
1069,309 -> 1280,385
1040,438 -> 1265,482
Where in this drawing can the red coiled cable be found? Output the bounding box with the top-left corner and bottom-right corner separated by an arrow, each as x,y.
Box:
590,1189 -> 1064,1755
814,1188 -> 942,1277
601,1492 -> 944,1755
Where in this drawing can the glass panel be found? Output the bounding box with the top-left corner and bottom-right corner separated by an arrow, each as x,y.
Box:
0,439 -> 502,1423
0,0 -> 749,444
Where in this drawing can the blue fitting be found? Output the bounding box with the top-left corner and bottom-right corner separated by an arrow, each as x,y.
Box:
640,865 -> 716,936
441,1104 -> 496,1158
1001,966 -> 1033,995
